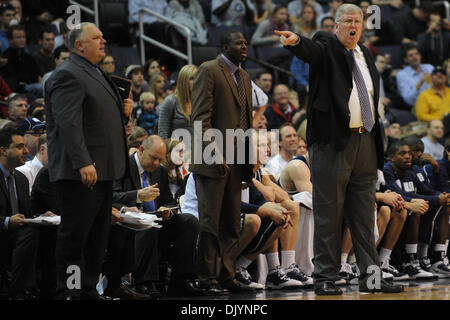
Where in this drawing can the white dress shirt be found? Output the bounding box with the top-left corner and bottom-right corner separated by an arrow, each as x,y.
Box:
16,156 -> 44,194
349,45 -> 376,128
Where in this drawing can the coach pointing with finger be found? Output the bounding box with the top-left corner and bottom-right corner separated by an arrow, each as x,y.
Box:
45,22 -> 131,300
275,4 -> 403,295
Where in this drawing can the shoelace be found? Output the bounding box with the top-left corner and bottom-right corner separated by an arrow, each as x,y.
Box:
288,264 -> 306,276
341,263 -> 354,275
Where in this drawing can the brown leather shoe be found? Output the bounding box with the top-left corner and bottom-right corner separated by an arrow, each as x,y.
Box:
104,285 -> 152,300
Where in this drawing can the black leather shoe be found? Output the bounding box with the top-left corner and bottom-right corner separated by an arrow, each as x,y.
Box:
104,284 -> 152,300
167,279 -> 206,297
135,282 -> 162,299
314,281 -> 343,295
198,280 -> 229,295
359,278 -> 404,293
221,278 -> 255,293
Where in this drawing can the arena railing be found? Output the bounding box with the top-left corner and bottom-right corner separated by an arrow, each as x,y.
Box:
69,0 -> 99,27
138,8 -> 192,65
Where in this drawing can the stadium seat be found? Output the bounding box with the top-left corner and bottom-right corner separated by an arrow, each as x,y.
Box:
99,0 -> 133,46
192,46 -> 219,66
107,45 -> 141,77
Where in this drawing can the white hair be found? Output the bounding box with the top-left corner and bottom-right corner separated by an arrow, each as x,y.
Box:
335,4 -> 363,23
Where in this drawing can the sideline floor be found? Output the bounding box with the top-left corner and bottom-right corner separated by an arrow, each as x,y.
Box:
164,278 -> 450,300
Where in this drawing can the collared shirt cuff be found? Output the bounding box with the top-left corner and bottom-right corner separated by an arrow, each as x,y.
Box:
4,217 -> 9,230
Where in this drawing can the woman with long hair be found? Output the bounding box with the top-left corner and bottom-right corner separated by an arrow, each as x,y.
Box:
162,138 -> 189,198
158,64 -> 197,139
143,58 -> 161,82
148,71 -> 168,107
293,4 -> 318,39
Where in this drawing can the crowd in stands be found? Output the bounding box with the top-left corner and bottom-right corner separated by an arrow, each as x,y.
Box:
0,0 -> 449,300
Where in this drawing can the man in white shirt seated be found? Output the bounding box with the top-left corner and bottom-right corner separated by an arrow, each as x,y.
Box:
421,119 -> 445,160
16,123 -> 47,194
264,122 -> 298,181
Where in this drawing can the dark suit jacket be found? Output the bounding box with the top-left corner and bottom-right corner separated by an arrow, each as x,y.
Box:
0,170 -> 32,228
44,53 -> 129,182
190,55 -> 253,179
287,31 -> 384,169
112,153 -> 177,210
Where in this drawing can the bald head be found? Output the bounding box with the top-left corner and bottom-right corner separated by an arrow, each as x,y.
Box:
139,135 -> 167,172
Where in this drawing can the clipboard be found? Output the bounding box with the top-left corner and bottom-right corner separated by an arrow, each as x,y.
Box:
110,75 -> 132,100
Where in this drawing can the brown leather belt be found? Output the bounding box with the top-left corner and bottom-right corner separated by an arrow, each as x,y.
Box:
349,127 -> 367,133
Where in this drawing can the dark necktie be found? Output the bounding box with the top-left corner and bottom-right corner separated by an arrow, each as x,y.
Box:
234,69 -> 249,131
142,171 -> 156,212
7,174 -> 18,214
351,50 -> 374,132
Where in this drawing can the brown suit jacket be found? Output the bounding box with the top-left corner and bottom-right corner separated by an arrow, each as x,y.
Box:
190,55 -> 253,179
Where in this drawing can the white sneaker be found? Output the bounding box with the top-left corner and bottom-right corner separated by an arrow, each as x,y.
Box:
430,260 -> 450,278
380,259 -> 409,281
286,264 -> 313,286
265,265 -> 303,290
402,260 -> 437,280
235,267 -> 264,290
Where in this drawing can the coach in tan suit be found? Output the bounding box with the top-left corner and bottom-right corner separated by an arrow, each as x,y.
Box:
190,30 -> 253,294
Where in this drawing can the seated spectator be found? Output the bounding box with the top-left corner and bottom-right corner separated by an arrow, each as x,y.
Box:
422,119 -> 445,160
288,0 -> 323,27
135,92 -> 158,135
158,64 -> 197,140
6,93 -> 27,123
0,2 -> 15,52
99,54 -> 116,77
31,27 -> 55,77
143,58 -> 161,83
1,25 -> 41,96
387,121 -> 402,148
211,0 -> 254,27
396,43 -> 434,110
296,136 -> 307,156
8,0 -> 22,26
125,64 -> 146,108
16,117 -> 45,161
251,4 -> 288,48
21,0 -> 66,45
418,12 -> 450,68
128,125 -> 148,155
264,84 -> 299,130
254,70 -> 273,104
250,0 -> 272,25
0,129 -> 39,299
148,72 -> 168,108
393,1 -> 433,45
252,79 -> 269,128
264,123 -> 298,180
416,67 -> 450,122
162,139 -> 189,198
16,131 -> 46,194
170,0 -> 208,45
316,0 -> 343,28
41,44 -> 70,93
162,79 -> 177,98
28,99 -> 45,121
292,4 -> 318,39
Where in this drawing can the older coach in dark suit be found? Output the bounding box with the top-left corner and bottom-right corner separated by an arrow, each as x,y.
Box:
190,30 -> 253,293
45,22 -> 132,300
275,4 -> 403,295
